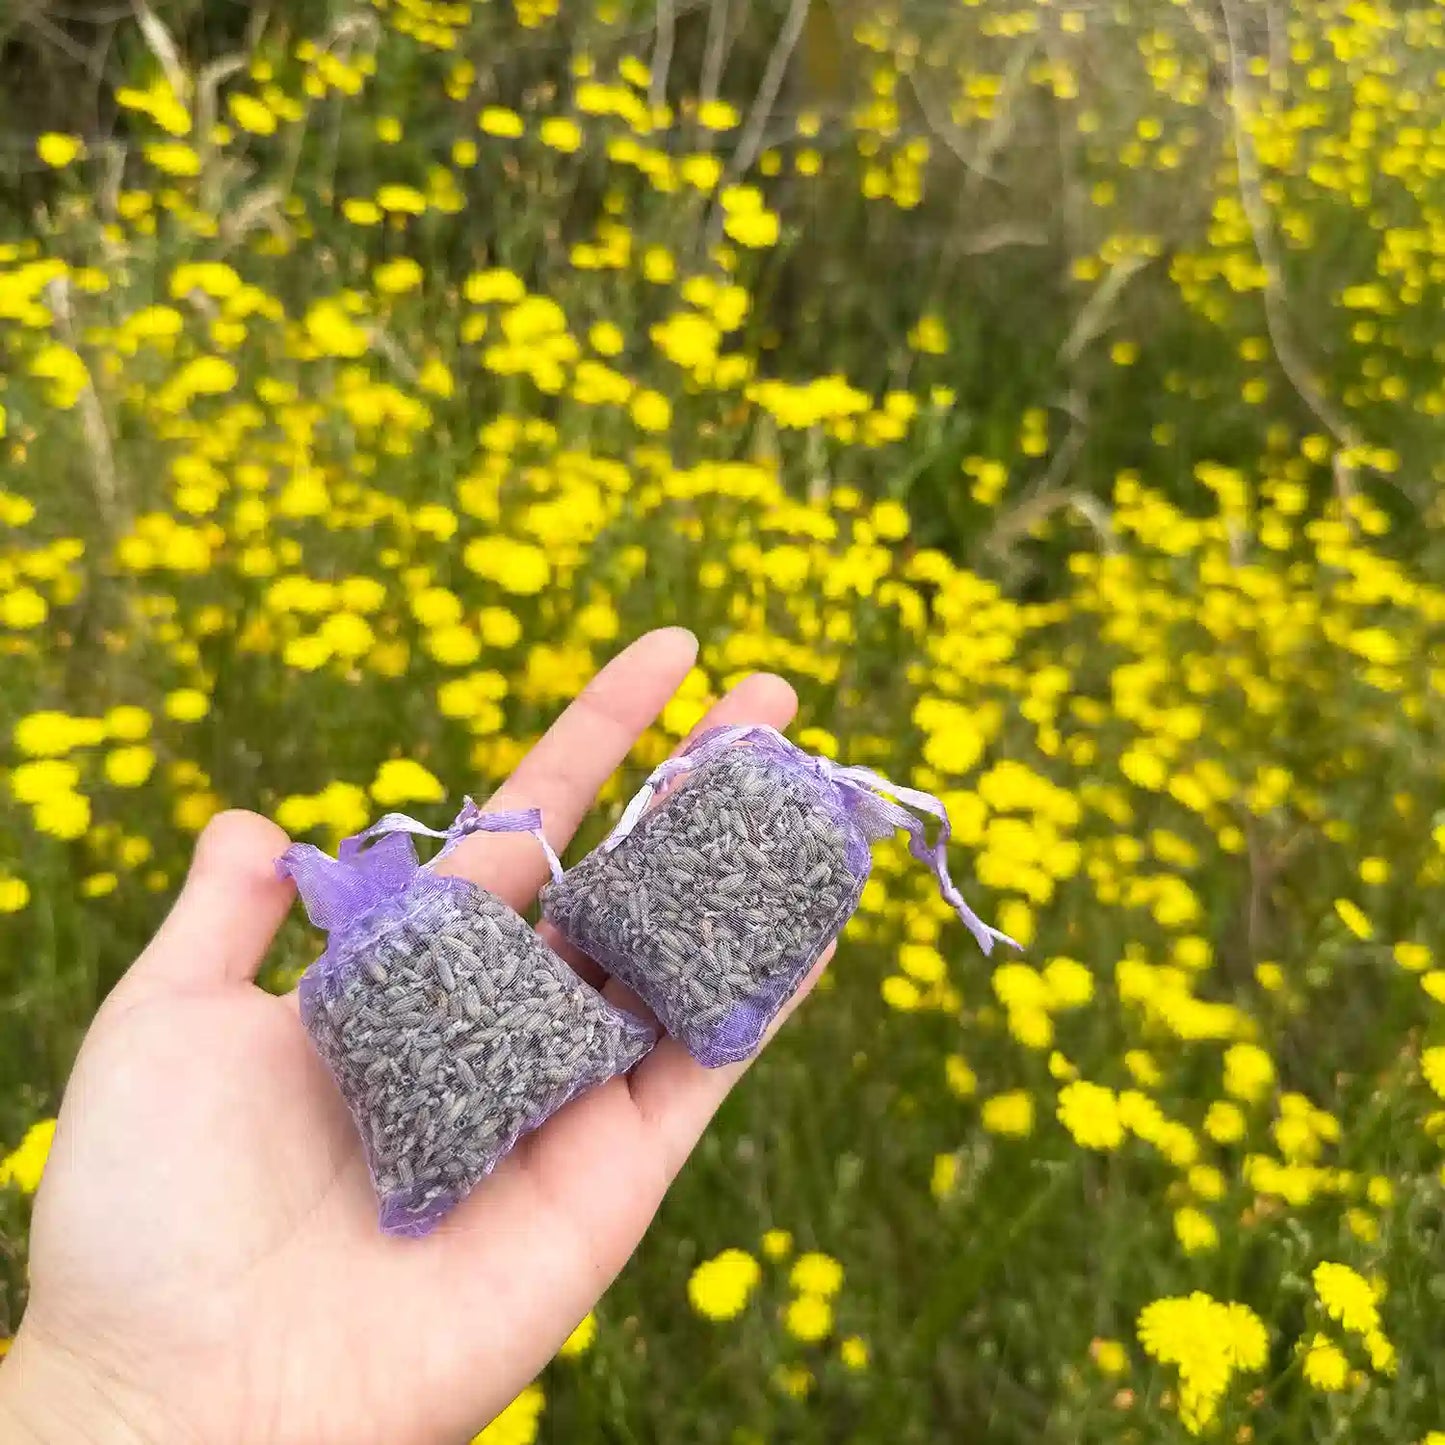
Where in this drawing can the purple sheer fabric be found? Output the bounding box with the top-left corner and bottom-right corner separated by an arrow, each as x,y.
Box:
277,801 -> 561,1012
543,725 -> 1017,1069
273,802 -> 651,1238
605,725 -> 1017,954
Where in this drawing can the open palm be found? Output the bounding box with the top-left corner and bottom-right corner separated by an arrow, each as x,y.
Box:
1,629 -> 811,1445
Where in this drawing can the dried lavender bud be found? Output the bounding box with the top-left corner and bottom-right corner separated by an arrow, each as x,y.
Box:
542,726 -> 1014,1069
279,804 -> 654,1237
543,749 -> 860,1066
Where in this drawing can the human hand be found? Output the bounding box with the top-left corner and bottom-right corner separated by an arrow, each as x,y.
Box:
0,629 -> 819,1445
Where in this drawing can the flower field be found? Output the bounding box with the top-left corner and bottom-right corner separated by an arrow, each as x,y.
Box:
3,0 -> 1445,1439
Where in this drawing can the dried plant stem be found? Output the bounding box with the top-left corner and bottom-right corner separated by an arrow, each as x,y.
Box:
1218,0 -> 1364,479
45,277 -> 125,529
649,0 -> 676,110
731,0 -> 811,178
700,0 -> 730,104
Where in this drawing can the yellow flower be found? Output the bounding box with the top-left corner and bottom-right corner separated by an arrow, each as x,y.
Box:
305,299 -> 369,357
539,117 -> 582,153
0,1118 -> 57,1193
1301,1334 -> 1348,1391
1043,956 -> 1094,1009
789,1252 -> 843,1298
687,1248 -> 761,1321
105,706 -> 152,741
470,1384 -> 544,1445
464,269 -> 527,305
34,791 -> 91,839
164,688 -> 210,722
931,1153 -> 959,1200
376,184 -> 427,214
1173,1206 -> 1218,1255
276,795 -> 320,834
696,99 -> 740,130
37,133 -> 85,168
839,1336 -> 869,1370
1204,1099 -> 1246,1143
1333,898 -> 1373,940
772,1364 -> 812,1398
1137,1294 -> 1267,1436
557,1312 -> 596,1358
1057,1081 -> 1123,1150
343,198 -> 382,226
374,258 -> 423,295
371,758 -> 445,807
1421,1047 -> 1445,1101
898,943 -> 945,984
880,974 -> 921,1011
11,759 -> 81,805
479,107 -> 525,138
907,314 -> 949,355
0,876 -> 30,913
14,711 -> 104,756
944,1055 -> 978,1098
1312,1262 -> 1379,1335
630,389 -> 672,433
228,93 -> 277,135
104,746 -> 156,787
1223,1043 -> 1274,1103
463,537 -> 550,595
589,321 -> 624,356
981,1090 -> 1035,1139
1,587 -> 47,628
479,608 -> 523,647
145,141 -> 202,177
1091,1338 -> 1129,1375
1404,936 -> 1439,971
760,1229 -> 792,1259
723,207 -> 780,248
783,1294 -> 832,1343
426,625 -> 481,667
174,792 -> 219,833
1364,1328 -> 1396,1375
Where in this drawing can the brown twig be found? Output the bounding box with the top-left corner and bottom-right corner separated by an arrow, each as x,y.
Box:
700,0 -> 730,105
1218,0 -> 1366,473
649,0 -> 676,110
45,276 -> 126,529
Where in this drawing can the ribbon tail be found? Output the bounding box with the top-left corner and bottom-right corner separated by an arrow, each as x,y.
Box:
603,779 -> 658,852
435,798 -> 565,885
829,764 -> 1019,955
931,847 -> 1021,955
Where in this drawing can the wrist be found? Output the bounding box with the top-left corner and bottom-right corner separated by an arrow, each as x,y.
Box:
0,1327 -> 167,1445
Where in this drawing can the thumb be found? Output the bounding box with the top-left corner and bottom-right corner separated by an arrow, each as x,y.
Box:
130,810 -> 295,990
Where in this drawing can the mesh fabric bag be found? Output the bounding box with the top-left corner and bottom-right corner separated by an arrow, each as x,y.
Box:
278,801 -> 655,1237
541,725 -> 1015,1067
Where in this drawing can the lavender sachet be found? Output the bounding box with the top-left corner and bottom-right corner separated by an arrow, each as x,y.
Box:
541,724 -> 1017,1068
278,801 -> 654,1237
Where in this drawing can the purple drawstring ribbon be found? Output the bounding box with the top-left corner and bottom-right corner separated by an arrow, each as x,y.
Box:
277,798 -> 562,937
604,724 -> 1019,956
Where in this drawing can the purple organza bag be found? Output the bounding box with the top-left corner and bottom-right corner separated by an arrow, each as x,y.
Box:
540,725 -> 1016,1067
278,800 -> 654,1237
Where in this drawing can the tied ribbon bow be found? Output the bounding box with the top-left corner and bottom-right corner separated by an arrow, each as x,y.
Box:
603,724 -> 1018,956
277,799 -> 562,936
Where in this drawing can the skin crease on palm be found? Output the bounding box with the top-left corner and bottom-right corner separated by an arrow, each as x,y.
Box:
0,628 -> 835,1445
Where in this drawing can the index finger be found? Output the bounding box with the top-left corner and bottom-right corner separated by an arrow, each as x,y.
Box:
436,627 -> 697,909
